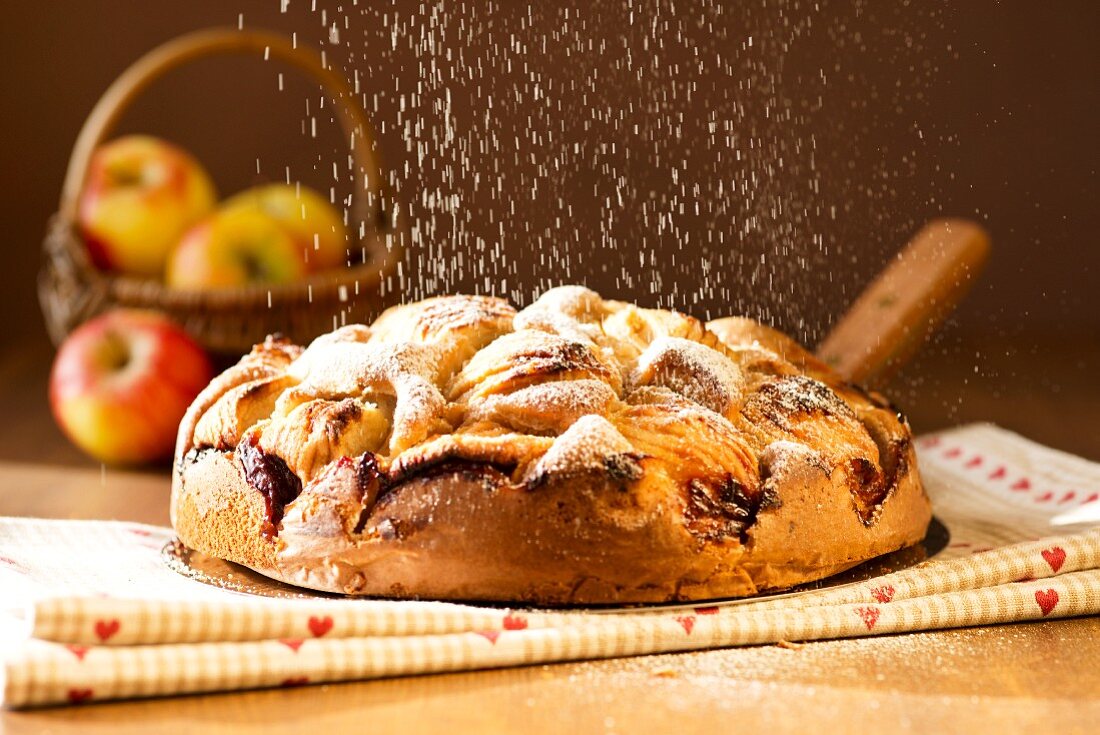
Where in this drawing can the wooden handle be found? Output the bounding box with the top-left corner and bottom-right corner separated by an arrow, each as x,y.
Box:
59,28 -> 387,230
816,219 -> 991,386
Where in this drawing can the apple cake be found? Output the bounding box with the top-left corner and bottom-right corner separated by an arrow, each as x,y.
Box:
171,286 -> 930,604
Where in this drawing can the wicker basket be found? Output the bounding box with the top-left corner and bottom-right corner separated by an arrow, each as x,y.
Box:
39,28 -> 404,356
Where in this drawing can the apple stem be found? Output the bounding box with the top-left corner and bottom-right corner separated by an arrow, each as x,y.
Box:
240,251 -> 265,280
106,165 -> 143,188
97,330 -> 132,371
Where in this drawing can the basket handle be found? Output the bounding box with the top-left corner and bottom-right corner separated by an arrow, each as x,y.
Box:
59,27 -> 387,231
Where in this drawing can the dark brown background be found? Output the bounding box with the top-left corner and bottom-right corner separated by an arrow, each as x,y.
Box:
0,1 -> 1096,457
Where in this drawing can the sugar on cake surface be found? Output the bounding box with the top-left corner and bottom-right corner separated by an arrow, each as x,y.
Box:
171,285 -> 931,604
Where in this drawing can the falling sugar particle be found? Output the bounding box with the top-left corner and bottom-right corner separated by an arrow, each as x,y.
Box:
273,2 -> 951,345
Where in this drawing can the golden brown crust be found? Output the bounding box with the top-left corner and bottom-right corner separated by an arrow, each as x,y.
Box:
171,287 -> 931,604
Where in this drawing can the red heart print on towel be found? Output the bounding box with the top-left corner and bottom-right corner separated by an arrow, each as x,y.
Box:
988,466 -> 1006,480
870,585 -> 896,603
308,616 -> 333,638
1011,478 -> 1031,491
1041,547 -> 1066,573
855,606 -> 881,631
965,456 -> 983,468
65,645 -> 90,661
281,677 -> 310,687
476,630 -> 501,644
694,606 -> 719,615
0,555 -> 26,574
1034,589 -> 1059,616
67,688 -> 94,704
94,619 -> 120,642
944,447 -> 962,459
279,638 -> 304,652
676,616 -> 696,634
502,614 -> 528,630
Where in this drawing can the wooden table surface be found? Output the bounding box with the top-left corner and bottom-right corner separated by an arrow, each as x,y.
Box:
2,334 -> 1098,734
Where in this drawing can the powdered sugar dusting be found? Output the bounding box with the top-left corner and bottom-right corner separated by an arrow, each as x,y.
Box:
518,285 -> 607,323
753,375 -> 853,420
632,337 -> 742,416
372,295 -> 516,346
469,379 -> 617,435
289,340 -> 446,454
213,287 -> 875,487
759,440 -> 826,480
449,327 -> 621,401
528,415 -> 639,480
512,309 -> 602,348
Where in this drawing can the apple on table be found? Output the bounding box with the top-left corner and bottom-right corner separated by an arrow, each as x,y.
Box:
78,135 -> 216,277
49,310 -> 213,465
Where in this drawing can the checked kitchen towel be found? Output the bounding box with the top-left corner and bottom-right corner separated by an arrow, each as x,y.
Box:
2,423 -> 1099,708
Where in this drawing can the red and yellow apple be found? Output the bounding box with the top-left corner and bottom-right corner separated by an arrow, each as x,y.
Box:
49,310 -> 213,465
78,135 -> 217,277
223,183 -> 349,271
165,208 -> 307,289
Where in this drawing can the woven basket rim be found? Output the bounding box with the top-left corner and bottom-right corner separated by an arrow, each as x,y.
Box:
47,215 -> 403,310
40,28 -> 407,353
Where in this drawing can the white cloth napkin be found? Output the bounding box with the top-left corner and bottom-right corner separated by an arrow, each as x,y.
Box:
3,423 -> 1098,708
